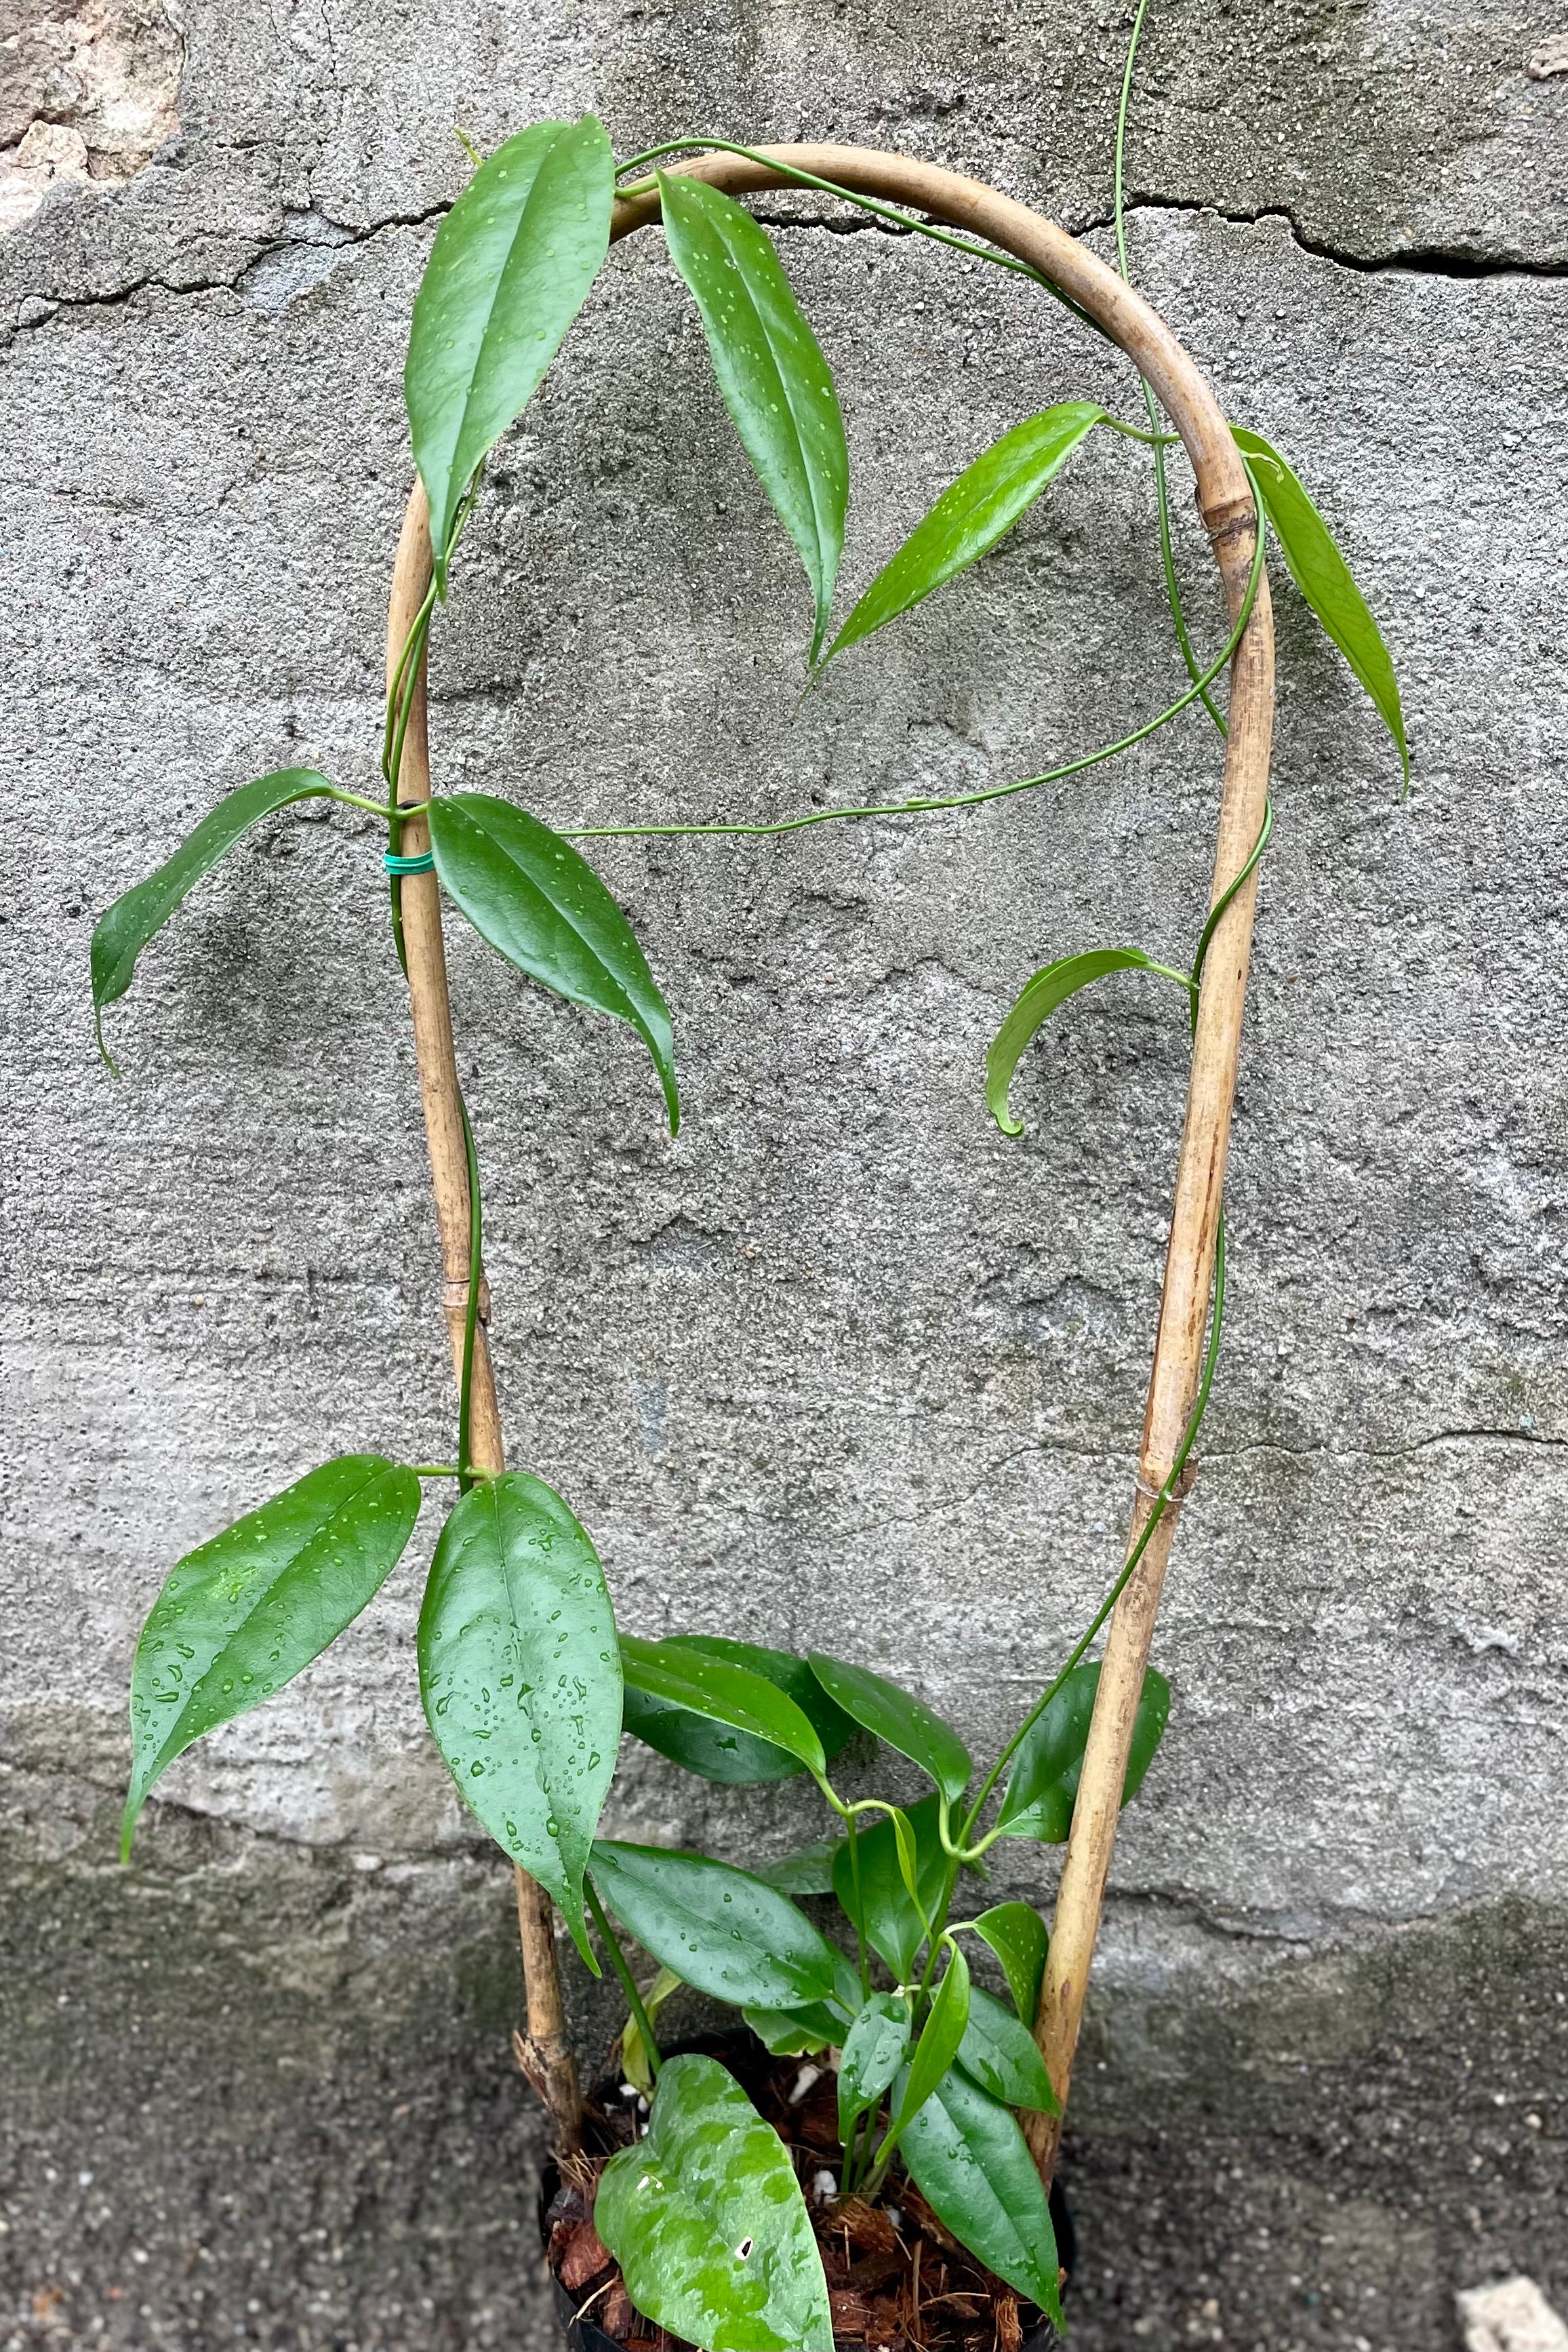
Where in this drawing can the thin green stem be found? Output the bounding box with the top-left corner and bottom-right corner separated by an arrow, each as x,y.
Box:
1190,797 -> 1274,1017
563,517 -> 1264,844
1099,415 -> 1182,450
1112,0 -> 1228,738
456,1088 -> 483,1494
843,1810 -> 871,2004
319,785 -> 430,823
959,1214 -> 1228,1850
611,138 -> 1108,340
586,1877 -> 662,2079
382,579 -> 440,776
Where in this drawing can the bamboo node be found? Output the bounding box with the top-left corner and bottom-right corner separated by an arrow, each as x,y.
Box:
1134,1459 -> 1198,1504
443,1275 -> 491,1323
1199,493 -> 1259,549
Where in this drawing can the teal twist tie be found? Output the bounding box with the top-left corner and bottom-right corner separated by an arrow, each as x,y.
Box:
384,850 -> 435,877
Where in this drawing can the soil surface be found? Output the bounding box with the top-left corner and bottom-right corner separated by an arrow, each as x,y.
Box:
543,2037 -> 1060,2351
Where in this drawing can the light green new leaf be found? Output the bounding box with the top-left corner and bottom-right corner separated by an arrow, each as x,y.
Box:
658,172 -> 847,662
426,793 -> 677,1130
1231,424 -> 1407,782
620,1633 -> 851,1785
838,1993 -> 910,2147
957,1985 -> 1058,2114
878,1945 -> 970,2158
123,1454 -> 420,1858
91,769 -> 336,1067
622,1964 -> 682,2095
971,1901 -> 1048,2027
590,1841 -> 843,2013
826,402 -> 1106,664
418,1472 -> 621,1968
898,2064 -> 1063,2325
406,116 -> 612,582
987,945 -> 1192,1136
807,1652 -> 971,1803
832,1793 -> 948,1983
995,1662 -> 1170,1844
598,2053 -> 833,2352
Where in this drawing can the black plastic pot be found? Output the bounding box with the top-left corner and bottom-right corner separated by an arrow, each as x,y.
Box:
539,2040 -> 1076,2352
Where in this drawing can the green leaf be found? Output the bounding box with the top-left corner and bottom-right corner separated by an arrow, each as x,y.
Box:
620,1634 -> 850,1785
406,116 -> 612,582
658,172 -> 847,662
753,1837 -> 845,1896
426,793 -> 677,1130
122,1454 -> 420,1858
1231,424 -> 1408,782
826,403 -> 1105,664
832,1793 -> 948,1982
597,2052 -> 833,2352
995,1662 -> 1171,1844
889,1806 -> 923,1911
742,2003 -> 841,2056
418,1472 -> 621,1968
957,1985 -> 1058,2114
590,1841 -> 843,2013
807,1652 -> 970,1804
898,2064 -> 1063,2325
838,1993 -> 910,2147
971,1901 -> 1048,2027
91,769 -> 336,1068
622,1964 -> 683,2096
987,946 -> 1191,1138
881,1945 -> 970,2153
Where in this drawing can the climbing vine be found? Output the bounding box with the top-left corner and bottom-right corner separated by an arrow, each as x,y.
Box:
95,8 -> 1404,2341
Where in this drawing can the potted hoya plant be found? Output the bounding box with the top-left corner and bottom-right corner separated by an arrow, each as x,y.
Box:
95,8 -> 1404,2341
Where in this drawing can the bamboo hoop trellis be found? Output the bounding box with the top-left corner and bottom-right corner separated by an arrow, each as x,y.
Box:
385,146 -> 1274,2187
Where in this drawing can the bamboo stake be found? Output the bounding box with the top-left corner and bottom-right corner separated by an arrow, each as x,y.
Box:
386,485 -> 582,2156
387,144 -> 1272,2183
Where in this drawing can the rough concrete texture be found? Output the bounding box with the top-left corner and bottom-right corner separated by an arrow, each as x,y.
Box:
4,1 -> 1567,2346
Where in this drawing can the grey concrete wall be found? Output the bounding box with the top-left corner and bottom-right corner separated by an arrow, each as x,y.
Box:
5,3 -> 1566,2347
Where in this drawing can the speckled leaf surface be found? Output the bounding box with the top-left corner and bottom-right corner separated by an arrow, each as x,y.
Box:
597,2053 -> 832,2351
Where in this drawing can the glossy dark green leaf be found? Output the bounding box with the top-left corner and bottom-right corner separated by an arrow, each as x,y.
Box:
406,116 -> 612,581
807,1652 -> 970,1803
620,1633 -> 851,1785
597,2052 -> 833,2352
1231,424 -> 1408,782
418,1472 -> 621,1968
957,1985 -> 1058,2114
742,2002 -> 840,2056
590,1841 -> 842,2012
898,2064 -> 1063,2325
838,1993 -> 910,2146
832,1793 -> 948,1982
987,946 -> 1191,1138
754,1837 -> 845,1896
881,1945 -> 970,2153
123,1454 -> 420,1858
426,793 -> 677,1130
91,769 -> 336,1068
826,403 -> 1105,664
658,172 -> 847,662
971,1901 -> 1048,2027
995,1662 -> 1171,1844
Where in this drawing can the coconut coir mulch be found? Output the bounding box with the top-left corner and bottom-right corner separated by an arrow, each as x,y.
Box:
544,2037 -> 1060,2352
